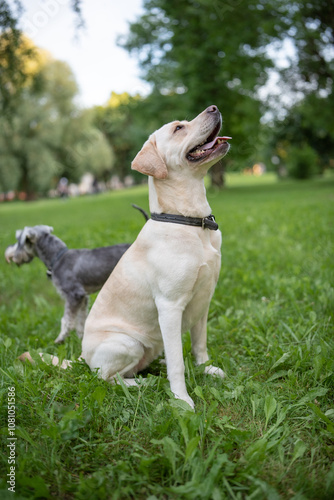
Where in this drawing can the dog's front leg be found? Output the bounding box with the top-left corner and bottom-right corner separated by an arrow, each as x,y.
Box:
191,311 -> 225,379
156,298 -> 194,409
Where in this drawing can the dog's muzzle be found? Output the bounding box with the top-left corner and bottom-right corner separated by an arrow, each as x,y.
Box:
5,243 -> 33,265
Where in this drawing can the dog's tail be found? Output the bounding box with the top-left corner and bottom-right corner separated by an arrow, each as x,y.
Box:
18,351 -> 73,369
132,204 -> 149,221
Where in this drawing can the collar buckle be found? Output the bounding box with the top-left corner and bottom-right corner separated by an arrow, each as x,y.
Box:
202,215 -> 218,231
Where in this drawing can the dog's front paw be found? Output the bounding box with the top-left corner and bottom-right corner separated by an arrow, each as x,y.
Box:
204,366 -> 225,378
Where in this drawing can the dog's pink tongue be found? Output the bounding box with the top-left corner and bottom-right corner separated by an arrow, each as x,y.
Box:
201,136 -> 232,150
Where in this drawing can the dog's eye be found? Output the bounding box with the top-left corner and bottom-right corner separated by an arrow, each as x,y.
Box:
174,125 -> 184,132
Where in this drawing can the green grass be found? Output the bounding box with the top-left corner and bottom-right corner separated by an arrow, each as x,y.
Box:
224,171 -> 278,187
0,175 -> 333,499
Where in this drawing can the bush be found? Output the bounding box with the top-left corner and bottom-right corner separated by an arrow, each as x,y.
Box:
286,144 -> 319,179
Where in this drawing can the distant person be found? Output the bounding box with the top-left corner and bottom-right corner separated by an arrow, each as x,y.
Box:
58,177 -> 69,198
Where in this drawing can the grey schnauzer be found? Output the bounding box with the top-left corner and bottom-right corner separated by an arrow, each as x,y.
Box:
5,225 -> 132,343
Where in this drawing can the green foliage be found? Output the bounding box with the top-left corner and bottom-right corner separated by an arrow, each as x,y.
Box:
119,0 -> 274,174
2,1 -> 333,192
0,1 -> 34,112
0,1 -> 83,113
0,176 -> 333,498
285,144 -> 320,179
120,0 -> 334,181
265,1 -> 334,176
93,94 -> 148,181
268,90 -> 334,177
0,59 -> 114,196
280,0 -> 334,95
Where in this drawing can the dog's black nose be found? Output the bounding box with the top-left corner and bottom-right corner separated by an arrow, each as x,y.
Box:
206,105 -> 218,114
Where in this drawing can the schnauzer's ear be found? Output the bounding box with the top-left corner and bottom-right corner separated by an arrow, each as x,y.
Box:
15,229 -> 22,241
131,135 -> 168,179
24,227 -> 38,244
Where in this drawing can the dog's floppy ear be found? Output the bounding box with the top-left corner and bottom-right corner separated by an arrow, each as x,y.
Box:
24,227 -> 38,244
131,136 -> 168,179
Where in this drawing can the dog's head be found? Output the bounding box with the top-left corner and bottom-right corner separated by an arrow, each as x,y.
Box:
5,225 -> 54,265
131,105 -> 231,179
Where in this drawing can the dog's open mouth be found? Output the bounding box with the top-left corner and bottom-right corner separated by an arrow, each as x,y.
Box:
186,123 -> 232,162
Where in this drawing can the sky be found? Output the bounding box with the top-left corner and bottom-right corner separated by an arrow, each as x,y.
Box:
18,0 -> 150,108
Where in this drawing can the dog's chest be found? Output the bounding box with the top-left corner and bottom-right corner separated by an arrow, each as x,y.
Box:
195,234 -> 220,293
182,231 -> 221,330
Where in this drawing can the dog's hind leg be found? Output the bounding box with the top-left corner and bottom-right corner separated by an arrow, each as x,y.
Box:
75,295 -> 89,339
87,333 -> 146,384
55,289 -> 87,343
55,303 -> 76,343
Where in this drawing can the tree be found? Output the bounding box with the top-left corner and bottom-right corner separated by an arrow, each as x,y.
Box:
120,0 -> 334,182
0,0 -> 33,112
92,92 -> 150,181
0,51 -> 114,197
267,1 -> 334,177
119,0 -> 292,185
281,0 -> 334,97
268,90 -> 334,178
63,109 -> 115,183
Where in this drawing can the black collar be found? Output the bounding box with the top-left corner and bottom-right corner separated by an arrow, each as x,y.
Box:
46,247 -> 68,279
151,213 -> 219,231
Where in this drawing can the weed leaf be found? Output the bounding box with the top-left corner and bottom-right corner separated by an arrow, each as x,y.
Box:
264,395 -> 277,428
251,394 -> 262,418
185,436 -> 200,462
298,387 -> 328,405
3,337 -> 12,349
92,386 -> 107,406
307,402 -> 334,435
16,475 -> 51,498
245,437 -> 268,462
326,462 -> 334,492
194,385 -> 205,401
0,366 -> 16,383
281,321 -> 299,342
209,387 -> 224,404
15,426 -> 37,447
270,352 -> 291,371
267,370 -> 288,382
151,437 -> 183,473
223,385 -> 244,400
290,439 -> 307,467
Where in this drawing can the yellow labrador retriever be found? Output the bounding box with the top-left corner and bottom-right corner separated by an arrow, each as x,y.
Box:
81,105 -> 231,408
20,105 -> 231,409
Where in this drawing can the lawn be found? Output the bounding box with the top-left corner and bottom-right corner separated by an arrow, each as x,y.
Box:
0,175 -> 333,499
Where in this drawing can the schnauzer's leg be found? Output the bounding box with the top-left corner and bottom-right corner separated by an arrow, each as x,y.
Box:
54,302 -> 77,343
75,295 -> 89,339
55,289 -> 86,343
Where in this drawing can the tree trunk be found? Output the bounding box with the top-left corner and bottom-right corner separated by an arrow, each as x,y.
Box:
210,160 -> 225,188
